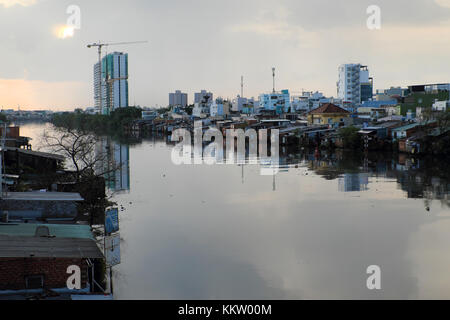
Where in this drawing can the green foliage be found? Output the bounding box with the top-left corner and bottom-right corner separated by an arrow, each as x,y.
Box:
51,107 -> 142,135
0,112 -> 9,124
400,91 -> 450,116
109,106 -> 142,127
338,126 -> 362,149
157,107 -> 171,115
437,109 -> 450,130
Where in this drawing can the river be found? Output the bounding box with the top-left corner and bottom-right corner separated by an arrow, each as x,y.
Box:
20,122 -> 450,299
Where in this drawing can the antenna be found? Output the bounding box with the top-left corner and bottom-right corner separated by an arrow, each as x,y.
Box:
241,76 -> 244,97
272,67 -> 276,93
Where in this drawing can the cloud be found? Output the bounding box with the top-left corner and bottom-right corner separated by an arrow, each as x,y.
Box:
228,6 -> 318,48
229,21 -> 318,48
435,0 -> 450,8
0,0 -> 37,8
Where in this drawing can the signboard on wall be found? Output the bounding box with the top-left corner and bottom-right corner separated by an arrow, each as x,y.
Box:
105,208 -> 119,234
105,234 -> 121,267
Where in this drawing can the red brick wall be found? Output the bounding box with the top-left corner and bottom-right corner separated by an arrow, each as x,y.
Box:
0,127 -> 20,139
0,258 -> 88,291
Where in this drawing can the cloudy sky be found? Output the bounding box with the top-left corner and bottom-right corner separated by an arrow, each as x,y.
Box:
1,0 -> 450,110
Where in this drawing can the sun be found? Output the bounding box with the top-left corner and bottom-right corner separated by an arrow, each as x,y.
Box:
54,25 -> 75,39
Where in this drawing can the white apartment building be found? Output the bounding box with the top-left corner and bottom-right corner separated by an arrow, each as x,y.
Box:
337,64 -> 373,106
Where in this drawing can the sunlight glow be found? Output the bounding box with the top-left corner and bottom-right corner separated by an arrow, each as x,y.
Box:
54,25 -> 75,39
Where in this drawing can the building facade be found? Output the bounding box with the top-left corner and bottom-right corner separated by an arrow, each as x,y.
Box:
337,64 -> 373,106
231,95 -> 249,112
94,52 -> 129,115
259,90 -> 291,114
194,90 -> 213,106
169,90 -> 188,108
307,103 -> 350,125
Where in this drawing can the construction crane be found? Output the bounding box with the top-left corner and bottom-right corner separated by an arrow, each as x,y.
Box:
87,41 -> 148,113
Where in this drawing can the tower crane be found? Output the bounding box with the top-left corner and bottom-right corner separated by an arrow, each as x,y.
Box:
87,41 -> 148,113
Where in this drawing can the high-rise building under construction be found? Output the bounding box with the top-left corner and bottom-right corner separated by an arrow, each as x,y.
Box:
93,52 -> 129,115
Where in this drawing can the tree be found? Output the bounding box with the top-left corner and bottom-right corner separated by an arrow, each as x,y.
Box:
0,112 -> 8,124
437,109 -> 450,132
338,126 -> 362,149
43,127 -> 103,182
42,126 -> 122,225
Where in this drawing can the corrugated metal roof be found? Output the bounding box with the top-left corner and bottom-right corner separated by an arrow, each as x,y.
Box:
3,192 -> 84,201
0,224 -> 94,239
391,123 -> 419,131
4,147 -> 65,161
0,235 -> 103,259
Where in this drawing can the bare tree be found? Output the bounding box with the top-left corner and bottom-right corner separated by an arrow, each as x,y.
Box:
42,126 -> 117,183
41,126 -> 125,225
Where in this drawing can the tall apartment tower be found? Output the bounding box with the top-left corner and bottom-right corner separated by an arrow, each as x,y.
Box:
337,64 -> 373,106
94,52 -> 129,115
169,90 -> 188,107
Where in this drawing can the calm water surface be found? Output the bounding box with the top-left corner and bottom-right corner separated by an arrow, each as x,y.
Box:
22,123 -> 450,299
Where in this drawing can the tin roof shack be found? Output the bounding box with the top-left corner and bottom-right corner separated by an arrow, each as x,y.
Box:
358,127 -> 389,150
4,147 -> 65,174
0,192 -> 84,222
376,121 -> 404,137
403,127 -> 450,155
279,126 -> 306,146
0,231 -> 103,296
391,123 -> 420,141
259,119 -> 292,129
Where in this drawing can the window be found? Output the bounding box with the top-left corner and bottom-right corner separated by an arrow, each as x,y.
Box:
25,275 -> 44,289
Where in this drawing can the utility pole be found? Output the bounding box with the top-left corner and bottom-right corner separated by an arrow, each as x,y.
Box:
0,122 -> 6,198
272,67 -> 276,93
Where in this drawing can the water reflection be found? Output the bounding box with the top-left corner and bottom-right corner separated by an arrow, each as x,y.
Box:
20,125 -> 450,299
338,173 -> 369,192
298,150 -> 449,209
110,137 -> 450,299
96,137 -> 131,193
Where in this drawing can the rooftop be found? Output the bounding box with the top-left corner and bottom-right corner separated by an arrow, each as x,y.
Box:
309,104 -> 350,114
391,123 -> 420,131
0,223 -> 94,239
0,235 -> 103,259
4,147 -> 65,161
2,192 -> 84,201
